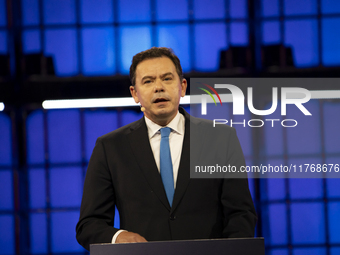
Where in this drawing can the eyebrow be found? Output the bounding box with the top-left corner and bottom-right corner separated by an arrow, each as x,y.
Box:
141,75 -> 155,83
160,72 -> 174,79
141,72 -> 174,83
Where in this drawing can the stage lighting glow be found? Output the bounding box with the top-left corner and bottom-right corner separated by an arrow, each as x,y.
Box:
0,103 -> 4,111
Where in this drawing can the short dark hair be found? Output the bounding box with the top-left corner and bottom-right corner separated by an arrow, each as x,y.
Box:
129,47 -> 184,86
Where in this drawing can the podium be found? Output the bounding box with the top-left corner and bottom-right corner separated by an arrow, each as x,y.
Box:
90,238 -> 265,255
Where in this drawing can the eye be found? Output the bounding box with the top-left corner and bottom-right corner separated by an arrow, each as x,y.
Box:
164,76 -> 173,81
144,80 -> 152,84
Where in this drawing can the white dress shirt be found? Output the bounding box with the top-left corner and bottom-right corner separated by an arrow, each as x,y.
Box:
112,111 -> 185,243
144,111 -> 185,187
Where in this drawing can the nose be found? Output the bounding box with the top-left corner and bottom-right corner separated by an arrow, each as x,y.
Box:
154,79 -> 165,93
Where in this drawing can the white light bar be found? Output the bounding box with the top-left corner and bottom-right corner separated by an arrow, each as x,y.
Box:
42,90 -> 340,110
42,97 -> 137,109
43,96 -> 193,109
189,94 -> 233,104
310,90 -> 340,99
0,102 -> 4,111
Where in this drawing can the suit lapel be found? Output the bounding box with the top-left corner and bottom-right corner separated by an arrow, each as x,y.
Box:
171,108 -> 203,212
127,118 -> 171,211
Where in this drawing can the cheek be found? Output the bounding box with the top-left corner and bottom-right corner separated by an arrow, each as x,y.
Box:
178,89 -> 184,98
180,88 -> 186,97
138,93 -> 150,105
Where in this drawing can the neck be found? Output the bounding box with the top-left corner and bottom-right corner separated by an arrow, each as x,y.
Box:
145,112 -> 178,127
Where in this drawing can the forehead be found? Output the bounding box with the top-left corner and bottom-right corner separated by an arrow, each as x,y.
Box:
135,57 -> 177,78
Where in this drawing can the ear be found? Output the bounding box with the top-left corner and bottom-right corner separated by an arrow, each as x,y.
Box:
180,78 -> 187,97
130,85 -> 139,103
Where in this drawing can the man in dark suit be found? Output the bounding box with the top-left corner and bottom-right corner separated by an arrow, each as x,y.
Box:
76,47 -> 257,251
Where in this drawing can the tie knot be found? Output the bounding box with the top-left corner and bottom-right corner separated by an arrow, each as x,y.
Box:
160,127 -> 171,138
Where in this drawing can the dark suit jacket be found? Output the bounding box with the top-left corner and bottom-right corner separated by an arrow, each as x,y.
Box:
76,108 -> 257,251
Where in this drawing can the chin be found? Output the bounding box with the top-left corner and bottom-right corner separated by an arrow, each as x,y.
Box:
154,109 -> 175,119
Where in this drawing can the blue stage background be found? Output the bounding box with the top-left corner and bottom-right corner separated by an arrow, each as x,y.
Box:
1,0 -> 340,254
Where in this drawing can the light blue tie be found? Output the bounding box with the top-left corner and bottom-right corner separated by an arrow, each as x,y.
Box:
160,127 -> 174,207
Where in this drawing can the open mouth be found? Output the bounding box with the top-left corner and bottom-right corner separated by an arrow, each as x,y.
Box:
154,98 -> 169,103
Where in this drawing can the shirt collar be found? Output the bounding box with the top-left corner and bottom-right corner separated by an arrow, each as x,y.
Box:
145,111 -> 185,139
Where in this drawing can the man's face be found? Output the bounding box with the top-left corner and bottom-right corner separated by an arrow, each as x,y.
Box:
130,57 -> 187,126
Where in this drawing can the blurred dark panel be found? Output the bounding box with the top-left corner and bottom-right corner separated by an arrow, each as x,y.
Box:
0,54 -> 10,76
219,47 -> 253,69
261,45 -> 294,68
22,53 -> 55,76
